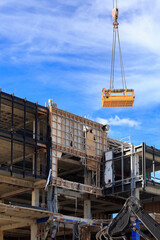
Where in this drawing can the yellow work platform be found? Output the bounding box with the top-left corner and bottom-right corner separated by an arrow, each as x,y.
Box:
102,88 -> 135,107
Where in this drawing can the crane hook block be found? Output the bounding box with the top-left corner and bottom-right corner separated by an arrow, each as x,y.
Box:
112,8 -> 119,21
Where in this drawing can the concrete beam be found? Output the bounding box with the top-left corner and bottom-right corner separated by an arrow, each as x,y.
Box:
145,186 -> 160,195
59,158 -> 81,166
58,188 -> 82,198
0,175 -> 33,188
0,188 -> 30,199
0,223 -> 31,231
0,214 -> 35,224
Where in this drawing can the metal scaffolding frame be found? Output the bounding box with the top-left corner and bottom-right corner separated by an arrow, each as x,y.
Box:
0,91 -> 50,179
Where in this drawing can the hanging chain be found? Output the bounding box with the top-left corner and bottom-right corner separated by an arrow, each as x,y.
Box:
110,0 -> 127,89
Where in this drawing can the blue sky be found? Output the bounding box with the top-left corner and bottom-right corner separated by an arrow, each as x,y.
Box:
0,0 -> 160,147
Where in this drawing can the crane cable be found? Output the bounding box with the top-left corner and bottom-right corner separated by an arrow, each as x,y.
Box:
113,0 -> 117,8
110,0 -> 127,90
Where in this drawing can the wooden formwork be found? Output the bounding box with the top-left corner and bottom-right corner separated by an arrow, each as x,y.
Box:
49,106 -> 108,172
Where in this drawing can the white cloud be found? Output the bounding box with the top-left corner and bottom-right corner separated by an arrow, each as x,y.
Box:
0,0 -> 159,59
0,0 -> 160,110
96,116 -> 141,127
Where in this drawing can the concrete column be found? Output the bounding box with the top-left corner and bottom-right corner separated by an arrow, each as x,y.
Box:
52,151 -> 62,178
84,169 -> 92,220
37,121 -> 40,141
130,144 -> 136,197
135,189 -> 140,200
84,198 -> 92,219
32,189 -> 39,207
32,153 -> 35,175
31,223 -> 38,240
37,155 -> 40,177
33,120 -> 35,139
31,189 -> 39,239
135,154 -> 140,178
32,153 -> 41,176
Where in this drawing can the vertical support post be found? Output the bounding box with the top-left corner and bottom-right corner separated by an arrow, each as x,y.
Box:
37,154 -> 40,177
35,103 -> 38,178
52,150 -> 58,178
84,169 -> 92,220
142,142 -> 146,190
33,120 -> 35,139
23,99 -> 26,178
135,154 -> 140,180
31,224 -> 38,240
121,144 -> 124,192
32,189 -> 39,207
37,120 -> 40,141
130,143 -> 136,197
135,189 -> 140,199
102,152 -> 105,187
52,151 -> 62,178
31,188 -> 39,240
11,94 -> 14,176
153,146 -> 155,182
84,196 -> 92,219
47,108 -> 51,177
0,230 -> 3,240
43,149 -> 46,177
32,154 -> 35,175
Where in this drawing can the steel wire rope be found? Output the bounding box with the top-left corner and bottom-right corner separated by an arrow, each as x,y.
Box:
117,28 -> 127,89
113,0 -> 118,11
110,27 -> 117,89
110,0 -> 127,90
110,28 -> 116,89
113,29 -> 117,89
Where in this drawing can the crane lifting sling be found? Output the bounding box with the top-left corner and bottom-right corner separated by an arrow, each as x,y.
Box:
102,0 -> 135,107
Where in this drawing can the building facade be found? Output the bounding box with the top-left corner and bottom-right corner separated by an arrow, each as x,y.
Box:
0,91 -> 159,239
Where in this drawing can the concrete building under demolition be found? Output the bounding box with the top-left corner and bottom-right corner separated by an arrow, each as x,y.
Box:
0,90 -> 160,239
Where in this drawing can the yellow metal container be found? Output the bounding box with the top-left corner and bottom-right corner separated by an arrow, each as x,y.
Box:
102,88 -> 135,107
